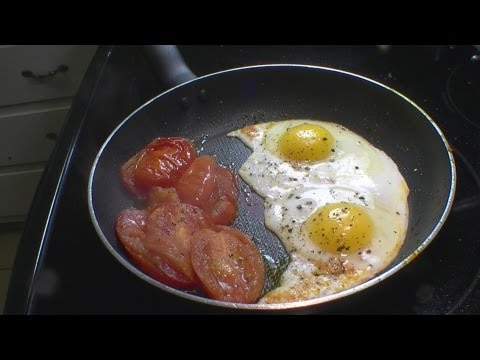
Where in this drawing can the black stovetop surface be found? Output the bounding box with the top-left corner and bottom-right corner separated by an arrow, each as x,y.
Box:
5,45 -> 480,314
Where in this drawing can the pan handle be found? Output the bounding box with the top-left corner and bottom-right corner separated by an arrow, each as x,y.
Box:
142,45 -> 196,87
452,147 -> 480,213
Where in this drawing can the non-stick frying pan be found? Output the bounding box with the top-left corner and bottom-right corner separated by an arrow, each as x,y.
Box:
88,45 -> 456,312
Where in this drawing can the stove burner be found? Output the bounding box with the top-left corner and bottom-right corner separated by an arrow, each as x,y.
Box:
446,59 -> 480,128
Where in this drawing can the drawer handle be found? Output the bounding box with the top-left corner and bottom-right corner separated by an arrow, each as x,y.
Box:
21,64 -> 69,81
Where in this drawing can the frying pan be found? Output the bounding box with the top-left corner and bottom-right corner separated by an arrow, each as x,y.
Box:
88,45 -> 456,312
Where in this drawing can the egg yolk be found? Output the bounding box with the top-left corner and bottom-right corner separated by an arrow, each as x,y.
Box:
306,203 -> 373,253
278,124 -> 333,162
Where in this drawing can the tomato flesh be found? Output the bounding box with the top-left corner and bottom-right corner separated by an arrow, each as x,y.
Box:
143,201 -> 212,285
116,208 -> 196,290
191,226 -> 265,303
120,152 -> 143,197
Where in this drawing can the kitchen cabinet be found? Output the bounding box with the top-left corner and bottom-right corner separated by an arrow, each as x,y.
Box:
0,45 -> 97,223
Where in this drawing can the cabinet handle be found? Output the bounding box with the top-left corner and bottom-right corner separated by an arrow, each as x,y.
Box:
21,64 -> 69,81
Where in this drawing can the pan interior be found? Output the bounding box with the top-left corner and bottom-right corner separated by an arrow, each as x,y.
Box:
90,65 -> 455,308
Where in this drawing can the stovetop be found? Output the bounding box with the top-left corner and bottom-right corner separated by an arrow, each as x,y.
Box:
5,45 -> 480,314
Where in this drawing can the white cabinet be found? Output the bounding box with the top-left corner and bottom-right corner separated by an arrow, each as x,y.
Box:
0,45 -> 97,223
0,167 -> 44,220
0,45 -> 96,107
0,99 -> 70,167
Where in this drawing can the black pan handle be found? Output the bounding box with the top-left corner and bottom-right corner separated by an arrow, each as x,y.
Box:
452,147 -> 480,213
142,45 -> 196,88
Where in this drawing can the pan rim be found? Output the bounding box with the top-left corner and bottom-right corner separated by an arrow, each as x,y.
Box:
87,63 -> 456,311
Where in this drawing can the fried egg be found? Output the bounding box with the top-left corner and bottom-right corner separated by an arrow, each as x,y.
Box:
228,120 -> 409,304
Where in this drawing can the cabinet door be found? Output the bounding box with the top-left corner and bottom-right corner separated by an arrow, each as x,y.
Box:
0,99 -> 70,166
0,167 -> 43,223
0,45 -> 97,107
0,100 -> 72,222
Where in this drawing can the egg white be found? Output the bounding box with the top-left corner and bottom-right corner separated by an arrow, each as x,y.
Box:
228,119 -> 409,304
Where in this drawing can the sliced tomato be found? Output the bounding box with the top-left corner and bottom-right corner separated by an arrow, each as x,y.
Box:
176,155 -> 239,225
115,208 -> 194,289
143,201 -> 212,286
215,167 -> 239,201
146,186 -> 180,210
120,137 -> 196,196
116,208 -> 147,254
174,155 -> 216,207
191,227 -> 265,303
120,152 -> 143,197
206,167 -> 239,225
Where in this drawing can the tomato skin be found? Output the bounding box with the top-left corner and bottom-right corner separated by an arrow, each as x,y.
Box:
128,248 -> 196,290
116,208 -> 195,290
191,227 -> 265,303
176,155 -> 239,225
174,155 -> 217,207
120,137 -> 196,196
134,137 -> 196,191
206,167 -> 239,225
